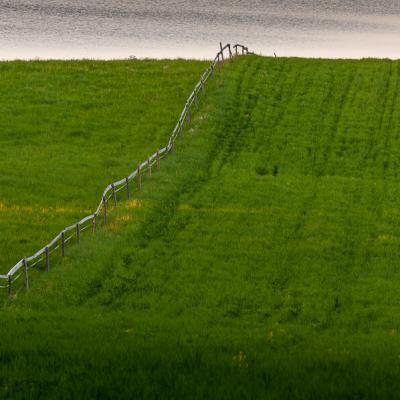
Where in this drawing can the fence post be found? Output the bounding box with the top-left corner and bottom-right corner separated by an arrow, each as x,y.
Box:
45,246 -> 50,272
242,46 -> 244,55
200,79 -> 205,94
76,223 -> 80,244
157,150 -> 160,170
8,274 -> 12,298
180,118 -> 184,134
103,196 -> 107,225
186,109 -> 191,126
137,165 -> 141,191
93,213 -> 97,233
126,177 -> 131,199
235,45 -> 238,56
220,42 -> 224,62
61,231 -> 65,257
112,183 -> 117,208
148,157 -> 152,177
23,258 -> 29,289
228,44 -> 232,58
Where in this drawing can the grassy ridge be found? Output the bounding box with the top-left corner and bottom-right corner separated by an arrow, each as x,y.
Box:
0,59 -> 208,272
1,55 -> 400,398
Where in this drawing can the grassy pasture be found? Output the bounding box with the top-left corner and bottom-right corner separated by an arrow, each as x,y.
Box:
1,55 -> 400,398
0,59 -> 208,272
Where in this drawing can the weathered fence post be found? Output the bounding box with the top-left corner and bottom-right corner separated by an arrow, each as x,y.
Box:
61,231 -> 65,257
157,150 -> 160,170
235,45 -> 238,56
228,44 -> 232,58
137,165 -> 142,191
76,223 -> 80,244
126,177 -> 131,199
23,258 -> 29,289
8,275 -> 12,298
45,246 -> 50,272
201,79 -> 205,93
93,213 -> 97,233
112,183 -> 117,208
103,196 -> 107,225
220,42 -> 224,62
148,157 -> 152,177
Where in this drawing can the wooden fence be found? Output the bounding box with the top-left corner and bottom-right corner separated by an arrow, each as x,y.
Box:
0,43 -> 252,297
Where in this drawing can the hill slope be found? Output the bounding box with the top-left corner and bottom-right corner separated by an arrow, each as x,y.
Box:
1,55 -> 400,399
0,59 -> 208,271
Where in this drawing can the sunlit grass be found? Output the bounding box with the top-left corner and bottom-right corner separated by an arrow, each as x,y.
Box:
0,59 -> 208,271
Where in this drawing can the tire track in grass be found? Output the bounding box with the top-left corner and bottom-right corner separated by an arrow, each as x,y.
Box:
251,58 -> 288,155
316,62 -> 356,178
365,61 -> 393,176
254,62 -> 353,298
255,59 -> 307,174
79,58 -> 264,305
378,61 -> 399,179
211,56 -> 264,174
355,61 -> 400,283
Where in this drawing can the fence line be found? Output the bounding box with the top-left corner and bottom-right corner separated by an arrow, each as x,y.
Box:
1,42 -> 252,297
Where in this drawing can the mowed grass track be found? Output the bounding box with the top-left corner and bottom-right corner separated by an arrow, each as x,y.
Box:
1,55 -> 400,399
0,59 -> 208,271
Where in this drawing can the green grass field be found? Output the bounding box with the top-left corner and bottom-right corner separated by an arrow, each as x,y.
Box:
0,59 -> 208,272
1,55 -> 400,399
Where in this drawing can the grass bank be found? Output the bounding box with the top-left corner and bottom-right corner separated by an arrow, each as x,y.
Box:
1,55 -> 400,399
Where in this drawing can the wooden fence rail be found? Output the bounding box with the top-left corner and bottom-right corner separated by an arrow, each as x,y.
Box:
0,43 -> 252,297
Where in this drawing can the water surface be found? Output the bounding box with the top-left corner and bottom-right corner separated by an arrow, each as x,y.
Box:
0,1 -> 399,60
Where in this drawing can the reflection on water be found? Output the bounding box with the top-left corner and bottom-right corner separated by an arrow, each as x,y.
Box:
0,0 -> 399,60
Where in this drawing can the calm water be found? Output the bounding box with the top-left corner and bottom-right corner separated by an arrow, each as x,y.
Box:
0,0 -> 399,60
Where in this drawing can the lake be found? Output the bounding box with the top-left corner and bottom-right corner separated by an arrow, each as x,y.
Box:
0,0 -> 399,60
